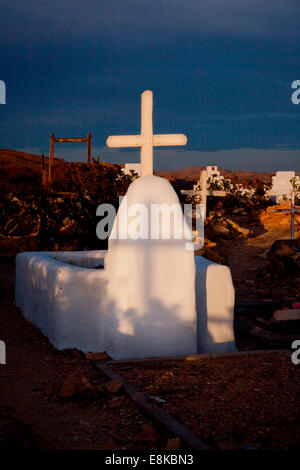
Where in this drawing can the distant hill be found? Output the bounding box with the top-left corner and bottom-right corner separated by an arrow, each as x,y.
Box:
156,166 -> 275,185
0,149 -> 279,192
0,149 -> 120,191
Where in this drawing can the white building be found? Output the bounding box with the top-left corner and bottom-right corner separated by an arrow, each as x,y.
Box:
206,165 -> 221,178
269,171 -> 300,203
193,165 -> 227,191
122,163 -> 141,176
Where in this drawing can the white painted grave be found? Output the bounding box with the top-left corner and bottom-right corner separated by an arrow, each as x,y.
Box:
15,91 -> 236,358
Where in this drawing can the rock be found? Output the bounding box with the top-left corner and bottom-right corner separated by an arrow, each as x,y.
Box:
259,203 -> 300,228
108,397 -> 123,409
270,239 -> 300,253
258,248 -> 270,260
278,216 -> 290,226
273,246 -> 295,257
164,437 -> 181,450
236,226 -> 250,238
133,422 -> 160,445
225,219 -> 250,237
210,216 -> 249,238
204,238 -> 217,248
233,207 -> 247,215
59,373 -> 103,400
292,252 -> 300,261
211,223 -> 232,239
264,239 -> 300,279
215,210 -> 225,216
185,375 -> 199,385
85,351 -> 109,362
105,380 -> 123,395
61,348 -> 83,358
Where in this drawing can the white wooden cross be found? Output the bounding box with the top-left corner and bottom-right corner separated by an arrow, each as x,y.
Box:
200,169 -> 208,218
181,170 -> 226,219
271,191 -> 300,239
106,90 -> 187,176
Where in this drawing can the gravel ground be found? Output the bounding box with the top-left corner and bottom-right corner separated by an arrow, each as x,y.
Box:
113,352 -> 300,450
218,219 -> 300,303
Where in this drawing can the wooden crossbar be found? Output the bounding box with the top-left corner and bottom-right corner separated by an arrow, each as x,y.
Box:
53,137 -> 89,143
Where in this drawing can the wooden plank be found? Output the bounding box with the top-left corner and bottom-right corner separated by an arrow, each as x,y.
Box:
54,137 -> 88,143
209,190 -> 227,197
236,320 -> 300,343
181,189 -> 227,197
104,349 -> 289,367
96,362 -> 213,450
274,309 -> 300,321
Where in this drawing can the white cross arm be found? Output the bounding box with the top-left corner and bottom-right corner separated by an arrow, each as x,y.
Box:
106,135 -> 142,148
153,134 -> 187,146
107,134 -> 187,148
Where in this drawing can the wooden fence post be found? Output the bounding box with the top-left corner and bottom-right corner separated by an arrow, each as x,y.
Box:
87,133 -> 91,166
48,133 -> 55,183
41,153 -> 48,188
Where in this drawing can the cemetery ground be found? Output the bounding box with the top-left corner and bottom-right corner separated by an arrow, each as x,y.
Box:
1,212 -> 300,450
111,352 -> 300,450
1,150 -> 300,450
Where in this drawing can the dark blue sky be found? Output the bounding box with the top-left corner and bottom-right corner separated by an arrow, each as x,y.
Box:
1,0 -> 300,171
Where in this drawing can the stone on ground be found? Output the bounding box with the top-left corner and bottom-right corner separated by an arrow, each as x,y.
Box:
59,373 -> 104,400
105,380 -> 123,395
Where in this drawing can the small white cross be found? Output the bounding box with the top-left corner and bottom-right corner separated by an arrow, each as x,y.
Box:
271,191 -> 300,239
106,90 -> 187,176
200,169 -> 208,218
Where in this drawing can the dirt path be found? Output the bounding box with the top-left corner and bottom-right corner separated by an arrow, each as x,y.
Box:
217,220 -> 300,303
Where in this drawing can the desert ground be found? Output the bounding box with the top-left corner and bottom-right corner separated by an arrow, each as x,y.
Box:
0,149 -> 300,450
